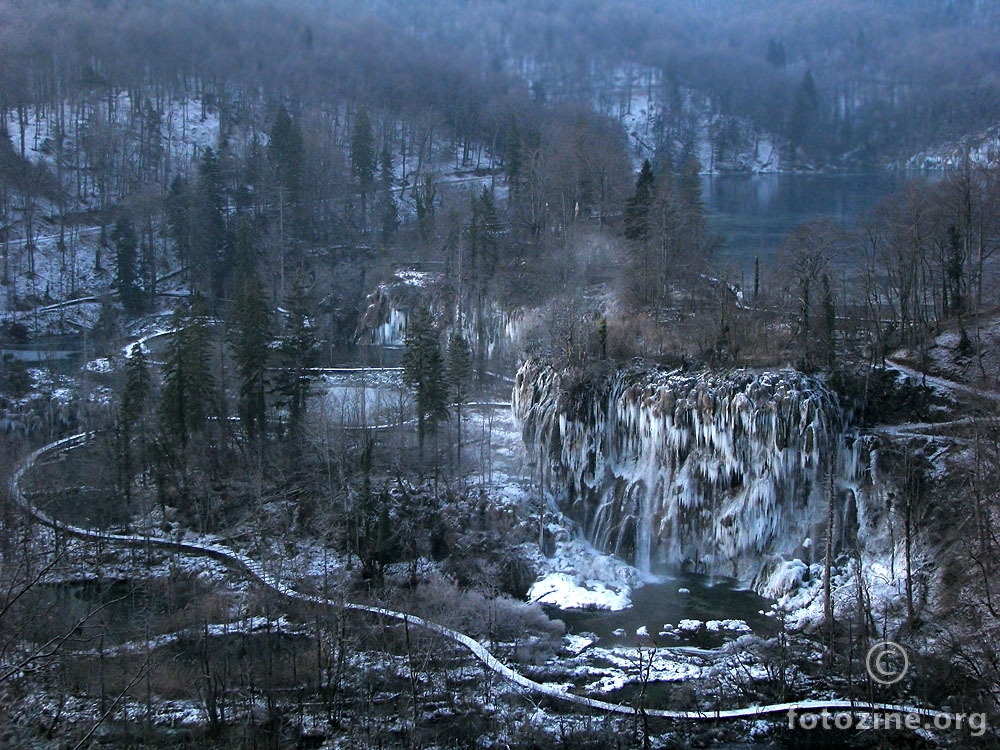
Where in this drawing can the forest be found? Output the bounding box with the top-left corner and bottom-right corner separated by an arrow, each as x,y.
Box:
2,0 -> 1000,747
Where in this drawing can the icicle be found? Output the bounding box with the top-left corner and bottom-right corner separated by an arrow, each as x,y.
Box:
512,361 -> 859,583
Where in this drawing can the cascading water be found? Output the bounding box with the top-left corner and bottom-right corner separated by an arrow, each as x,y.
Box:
514,360 -> 867,584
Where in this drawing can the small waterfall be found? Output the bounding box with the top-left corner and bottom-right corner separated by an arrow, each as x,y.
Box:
514,360 -> 860,583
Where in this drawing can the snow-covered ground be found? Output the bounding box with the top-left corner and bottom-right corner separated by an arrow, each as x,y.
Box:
592,65 -> 781,174
528,548 -> 636,611
4,93 -> 222,172
898,125 -> 1000,170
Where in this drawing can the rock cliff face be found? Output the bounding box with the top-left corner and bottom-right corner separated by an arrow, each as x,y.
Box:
513,361 -> 873,583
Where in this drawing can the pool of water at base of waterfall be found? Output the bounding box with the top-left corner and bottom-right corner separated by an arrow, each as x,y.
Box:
546,572 -> 778,650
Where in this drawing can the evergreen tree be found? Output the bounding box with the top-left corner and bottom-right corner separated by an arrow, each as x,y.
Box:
112,214 -> 143,315
789,70 -> 820,156
352,482 -> 399,582
230,218 -> 258,286
350,110 -> 376,227
228,270 -> 272,440
269,105 -> 304,199
117,342 -> 151,505
120,343 -> 151,430
673,154 -> 708,271
377,144 -> 398,245
447,331 -> 473,472
269,105 -> 305,239
624,159 -> 655,241
468,188 -> 500,379
753,255 -> 761,305
166,175 -> 192,275
469,188 -> 500,278
402,306 -> 448,458
139,232 -> 157,312
447,331 -> 473,403
623,160 -> 657,306
159,293 -> 215,447
413,173 -> 436,247
195,147 -> 229,303
273,276 -> 318,436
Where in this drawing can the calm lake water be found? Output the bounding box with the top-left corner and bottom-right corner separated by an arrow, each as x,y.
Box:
702,171 -> 935,275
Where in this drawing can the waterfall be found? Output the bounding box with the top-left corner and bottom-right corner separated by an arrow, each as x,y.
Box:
514,360 -> 862,583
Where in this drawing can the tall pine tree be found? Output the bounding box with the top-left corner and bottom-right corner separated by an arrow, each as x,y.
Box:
402,306 -> 448,459
351,110 -> 376,228
413,173 -> 436,248
447,331 -> 473,472
195,147 -> 229,304
112,214 -> 143,316
273,276 -> 319,436
228,271 -> 272,440
120,343 -> 151,430
624,159 -> 655,242
269,105 -> 304,200
468,188 -> 500,380
269,104 -> 305,243
159,293 -> 215,447
377,144 -> 398,246
117,342 -> 151,506
166,175 -> 192,277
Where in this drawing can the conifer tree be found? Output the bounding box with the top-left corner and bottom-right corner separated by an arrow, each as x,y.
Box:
166,175 -> 192,276
269,104 -> 305,240
468,189 -> 499,379
377,144 -> 398,245
469,188 -> 500,278
112,214 -> 143,316
159,293 -> 215,447
789,70 -> 820,156
402,306 -> 448,458
120,343 -> 151,430
447,331 -> 473,472
195,147 -> 229,303
228,271 -> 272,440
273,276 -> 319,436
351,110 -> 376,227
117,342 -> 151,505
413,173 -> 436,247
269,105 -> 304,199
624,159 -> 655,242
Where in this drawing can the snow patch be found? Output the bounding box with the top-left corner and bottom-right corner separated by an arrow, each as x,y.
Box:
528,572 -> 631,611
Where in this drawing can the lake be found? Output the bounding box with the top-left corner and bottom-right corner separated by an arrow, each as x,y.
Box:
702,171 -> 936,276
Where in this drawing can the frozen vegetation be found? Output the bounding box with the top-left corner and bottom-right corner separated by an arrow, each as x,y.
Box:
513,360 -> 847,581
3,1 -> 1000,747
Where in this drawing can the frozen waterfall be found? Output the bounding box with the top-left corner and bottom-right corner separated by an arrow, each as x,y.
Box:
513,361 -> 867,583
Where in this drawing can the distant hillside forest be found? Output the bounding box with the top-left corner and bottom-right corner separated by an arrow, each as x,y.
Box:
2,0 -> 999,170
2,0 -> 999,376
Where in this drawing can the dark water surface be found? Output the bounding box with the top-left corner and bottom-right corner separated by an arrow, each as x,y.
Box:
549,573 -> 777,649
702,171 -> 937,276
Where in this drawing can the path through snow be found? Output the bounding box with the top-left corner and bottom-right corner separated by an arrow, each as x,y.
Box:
8,432 -> 958,723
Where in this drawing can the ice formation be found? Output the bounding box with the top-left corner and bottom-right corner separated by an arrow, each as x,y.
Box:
514,361 -> 868,584
354,269 -> 522,373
